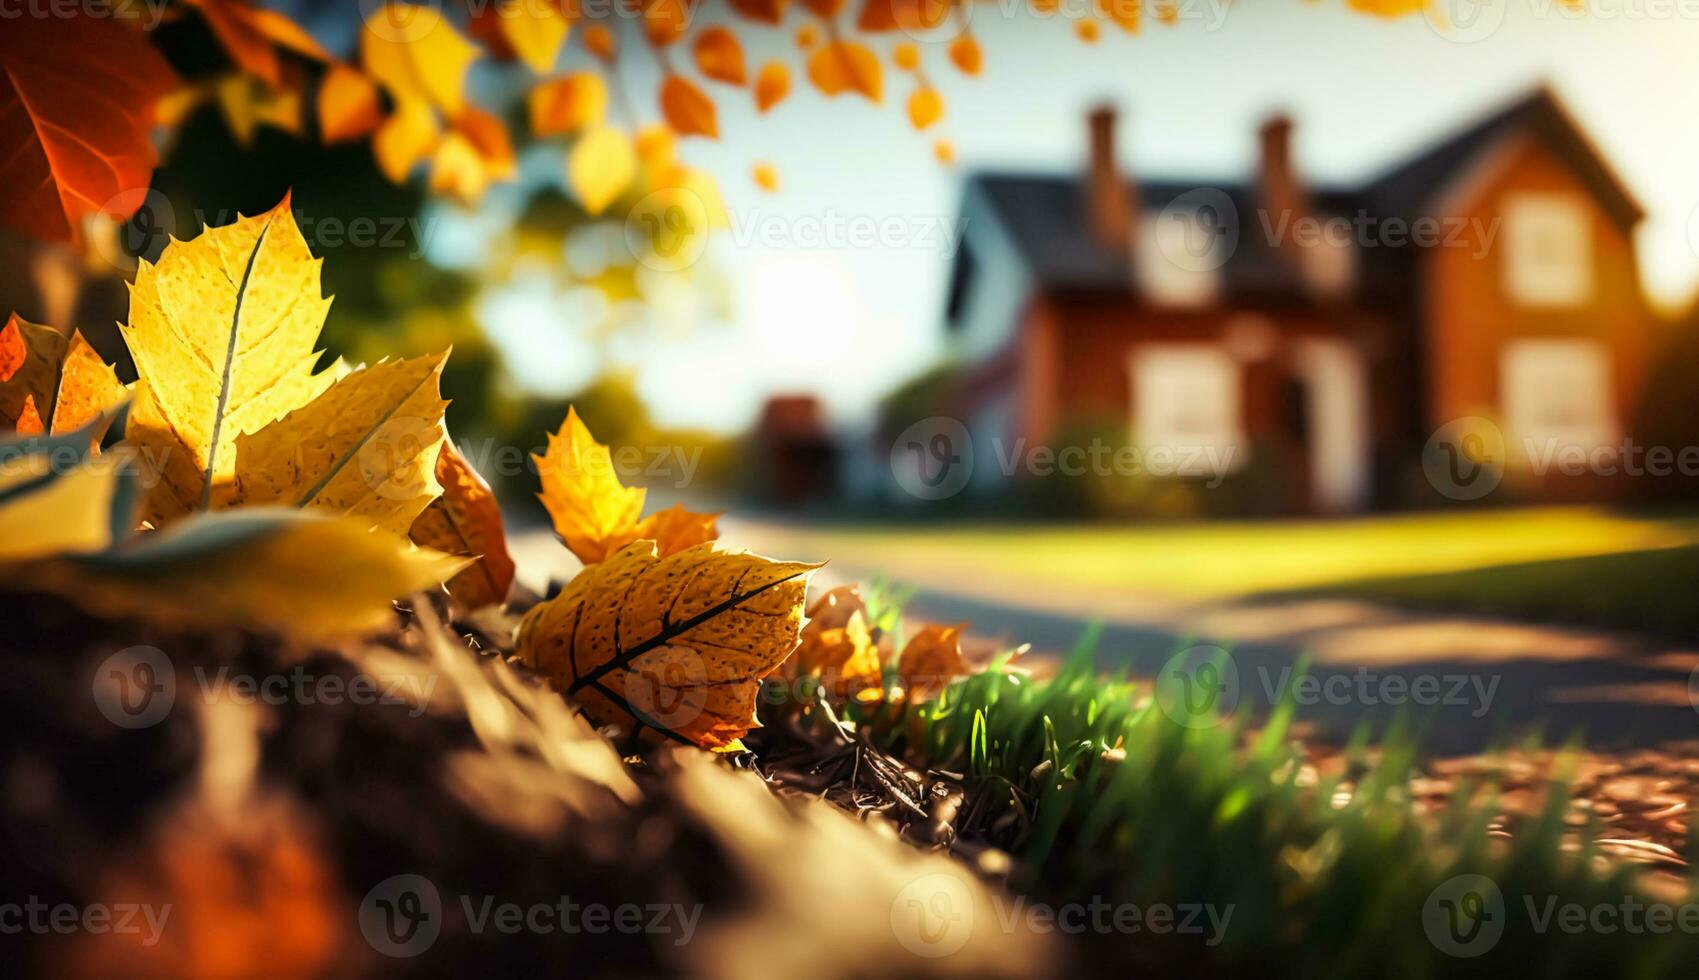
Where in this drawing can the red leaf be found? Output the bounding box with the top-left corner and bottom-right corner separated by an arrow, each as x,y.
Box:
0,15 -> 177,245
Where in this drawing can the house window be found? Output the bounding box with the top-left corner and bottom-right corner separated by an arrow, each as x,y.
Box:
1130,345 -> 1246,477
1502,193 -> 1593,308
1500,339 -> 1617,457
1136,209 -> 1226,307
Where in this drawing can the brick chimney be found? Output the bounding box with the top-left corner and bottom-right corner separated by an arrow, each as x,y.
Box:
1085,104 -> 1136,255
1257,113 -> 1308,244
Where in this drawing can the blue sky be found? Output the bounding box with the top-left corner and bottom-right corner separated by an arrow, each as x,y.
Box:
420,0 -> 1699,432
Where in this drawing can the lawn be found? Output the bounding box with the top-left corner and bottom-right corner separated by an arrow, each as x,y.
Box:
734,506 -> 1699,635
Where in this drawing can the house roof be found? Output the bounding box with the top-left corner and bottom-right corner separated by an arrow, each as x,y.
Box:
963,88 -> 1641,299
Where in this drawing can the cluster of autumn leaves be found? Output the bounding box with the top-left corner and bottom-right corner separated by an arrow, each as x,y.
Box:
0,196 -> 979,751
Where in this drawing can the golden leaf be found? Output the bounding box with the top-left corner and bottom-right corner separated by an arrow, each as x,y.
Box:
585,24 -> 618,62
530,71 -> 608,136
893,41 -> 920,71
13,395 -> 43,436
233,352 -> 450,536
896,622 -> 968,700
637,501 -> 721,557
659,74 -> 720,138
373,95 -> 443,182
907,86 -> 943,129
453,106 -> 518,179
429,109 -> 517,205
753,161 -> 780,191
410,439 -> 515,609
694,27 -> 747,85
568,126 -> 638,216
215,73 -> 304,146
1096,0 -> 1140,32
730,0 -> 789,23
123,196 -> 337,527
0,314 -> 67,430
360,3 -> 479,115
789,608 -> 883,698
807,41 -> 882,102
1076,18 -> 1101,41
491,0 -> 572,73
535,406 -> 645,563
948,33 -> 983,75
0,448 -> 129,561
32,508 -> 465,641
318,64 -> 382,143
1347,0 -> 1426,13
516,541 -> 818,748
636,124 -> 677,170
754,60 -> 791,113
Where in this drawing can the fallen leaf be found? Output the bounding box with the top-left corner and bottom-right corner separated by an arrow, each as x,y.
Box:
318,64 -> 382,143
659,74 -> 720,138
896,622 -> 968,700
584,24 -> 618,61
516,541 -> 818,748
31,508 -> 465,641
122,197 -> 339,526
568,126 -> 638,215
638,501 -> 721,556
530,71 -> 608,136
907,86 -> 943,129
807,41 -> 882,101
948,32 -> 983,75
535,406 -> 646,563
788,608 -> 883,698
730,0 -> 789,23
0,426 -> 129,561
754,60 -> 791,112
360,3 -> 480,115
232,353 -> 450,536
694,27 -> 747,84
410,440 -> 515,609
373,96 -> 443,181
0,13 -> 177,244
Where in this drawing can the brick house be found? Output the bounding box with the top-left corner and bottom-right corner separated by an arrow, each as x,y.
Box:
940,89 -> 1656,513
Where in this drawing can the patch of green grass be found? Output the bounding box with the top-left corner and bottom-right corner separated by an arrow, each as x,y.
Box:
841,629 -> 1699,976
1297,546 -> 1699,639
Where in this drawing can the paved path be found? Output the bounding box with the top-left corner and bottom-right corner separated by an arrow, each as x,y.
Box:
514,523 -> 1699,754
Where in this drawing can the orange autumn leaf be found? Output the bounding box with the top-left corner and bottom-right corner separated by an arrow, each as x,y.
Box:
730,0 -> 790,23
1076,18 -> 1101,42
187,0 -> 331,89
694,26 -> 748,85
530,71 -> 608,136
1096,0 -> 1141,32
318,64 -> 382,143
796,23 -> 819,47
753,161 -> 780,191
789,608 -> 883,699
801,0 -> 846,16
0,315 -> 125,436
754,60 -> 791,112
659,74 -> 720,138
452,106 -> 518,180
949,32 -> 983,75
893,41 -> 921,71
0,14 -> 177,245
535,407 -> 647,565
934,137 -> 955,164
585,24 -> 618,61
897,622 -> 969,700
373,96 -> 442,182
807,40 -> 883,102
638,501 -> 721,557
410,440 -> 516,609
858,0 -> 953,32
643,0 -> 692,47
517,541 -> 817,749
907,86 -> 943,129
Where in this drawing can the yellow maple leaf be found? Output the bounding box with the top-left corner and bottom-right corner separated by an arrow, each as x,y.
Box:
534,406 -> 646,563
232,352 -> 449,536
123,195 -> 336,526
567,126 -> 637,215
516,541 -> 818,748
